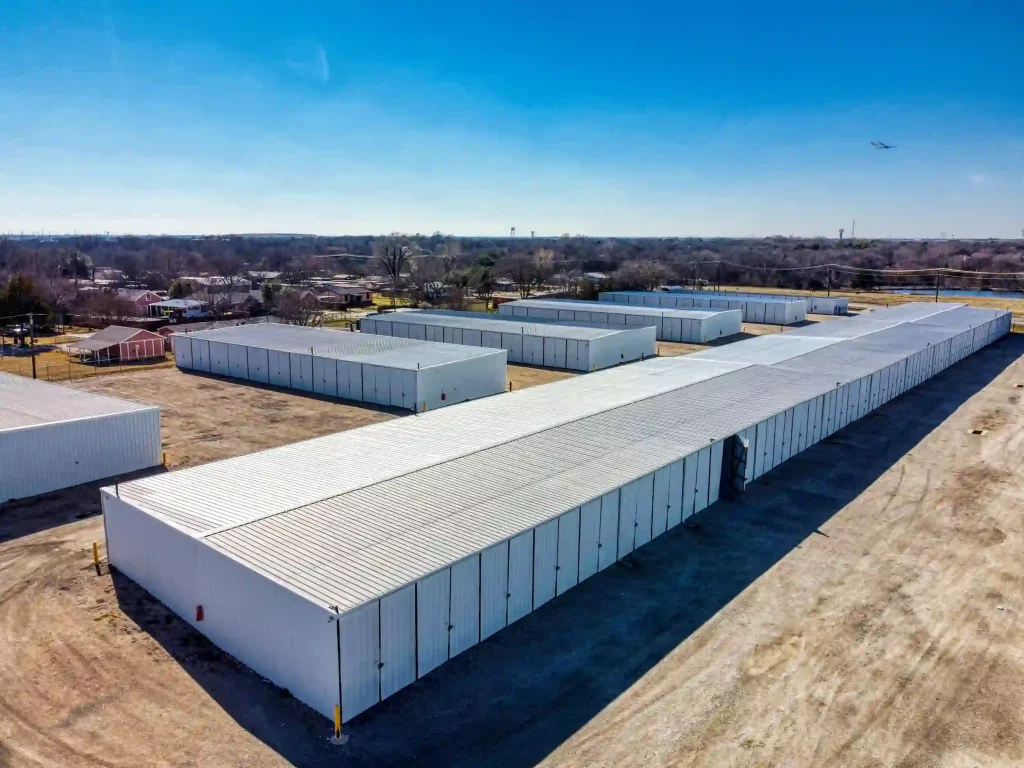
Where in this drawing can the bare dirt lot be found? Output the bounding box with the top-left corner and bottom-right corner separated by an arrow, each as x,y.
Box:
2,335 -> 1023,767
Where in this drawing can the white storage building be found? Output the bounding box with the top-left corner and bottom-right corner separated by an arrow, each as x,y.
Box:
497,299 -> 742,343
102,303 -> 1009,724
359,310 -> 656,371
1,373 -> 160,502
601,289 -> 808,325
665,288 -> 848,315
173,323 -> 506,412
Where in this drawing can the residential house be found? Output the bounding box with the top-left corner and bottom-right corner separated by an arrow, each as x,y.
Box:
116,288 -> 164,315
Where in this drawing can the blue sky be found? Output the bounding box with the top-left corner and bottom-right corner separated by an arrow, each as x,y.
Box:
2,1 -> 1022,237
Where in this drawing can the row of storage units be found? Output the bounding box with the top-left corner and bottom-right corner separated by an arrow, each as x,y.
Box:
600,289 -> 808,325
496,298 -> 742,343
665,288 -> 848,315
173,323 -> 507,412
359,309 -> 656,371
103,303 -> 1010,725
0,373 -> 160,501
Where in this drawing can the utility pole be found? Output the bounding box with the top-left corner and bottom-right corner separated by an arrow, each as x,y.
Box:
934,271 -> 941,303
826,267 -> 832,298
692,261 -> 698,290
29,313 -> 37,379
716,260 -> 722,291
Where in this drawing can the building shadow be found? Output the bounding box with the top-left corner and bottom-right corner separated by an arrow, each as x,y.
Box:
111,335 -> 1023,768
0,465 -> 168,543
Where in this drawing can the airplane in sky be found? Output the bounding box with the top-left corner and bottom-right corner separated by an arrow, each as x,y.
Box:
870,141 -> 898,150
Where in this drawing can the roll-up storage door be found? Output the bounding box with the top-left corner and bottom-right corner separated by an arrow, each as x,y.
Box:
507,531 -> 534,624
532,520 -> 558,608
448,557 -> 480,658
479,543 -> 509,640
617,482 -> 637,557
597,490 -> 619,571
667,459 -> 684,528
556,509 -> 580,595
708,440 -> 724,505
652,466 -> 671,538
633,473 -> 655,548
416,569 -> 451,677
340,602 -> 379,722
578,500 -> 601,582
379,585 -> 415,700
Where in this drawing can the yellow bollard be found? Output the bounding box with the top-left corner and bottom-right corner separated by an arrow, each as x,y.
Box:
92,541 -> 101,575
162,451 -> 167,466
334,705 -> 341,738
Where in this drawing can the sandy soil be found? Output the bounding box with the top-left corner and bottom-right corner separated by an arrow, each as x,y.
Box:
1,336 -> 1022,767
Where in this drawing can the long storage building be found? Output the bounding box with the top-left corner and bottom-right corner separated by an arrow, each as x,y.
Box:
665,288 -> 848,315
103,303 -> 1010,724
497,298 -> 742,343
1,373 -> 160,501
173,323 -> 506,412
601,289 -> 808,325
359,310 -> 656,371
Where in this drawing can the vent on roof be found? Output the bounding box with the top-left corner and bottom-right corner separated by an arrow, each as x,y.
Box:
968,429 -> 987,436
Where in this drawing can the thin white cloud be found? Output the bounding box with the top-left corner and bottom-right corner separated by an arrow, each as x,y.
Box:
969,173 -> 988,185
286,43 -> 330,84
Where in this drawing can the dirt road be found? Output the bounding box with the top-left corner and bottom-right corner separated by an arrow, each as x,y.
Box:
1,337 -> 1022,767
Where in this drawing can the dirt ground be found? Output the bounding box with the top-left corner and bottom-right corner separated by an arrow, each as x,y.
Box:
2,335 -> 1023,767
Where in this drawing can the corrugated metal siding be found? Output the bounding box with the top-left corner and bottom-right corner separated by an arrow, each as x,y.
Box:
1,375 -> 160,500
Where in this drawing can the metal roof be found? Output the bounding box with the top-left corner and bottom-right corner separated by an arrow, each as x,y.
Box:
113,303 -> 1010,616
203,364 -> 839,612
180,323 -> 504,370
67,325 -> 159,351
116,356 -> 749,534
502,298 -> 732,320
0,372 -> 156,432
366,309 -> 654,340
649,289 -> 805,305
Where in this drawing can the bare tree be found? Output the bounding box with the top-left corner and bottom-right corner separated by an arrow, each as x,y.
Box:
439,239 -> 462,292
275,289 -> 324,327
612,261 -> 670,291
408,256 -> 444,303
373,234 -> 415,306
499,249 -> 555,298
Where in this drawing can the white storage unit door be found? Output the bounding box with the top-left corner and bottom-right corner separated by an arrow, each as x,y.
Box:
506,531 -> 534,624
340,602 -> 380,722
379,585 -> 416,700
556,509 -> 580,596
479,542 -> 509,640
416,569 -> 451,677
682,452 -> 698,518
228,344 -> 248,378
633,473 -> 655,548
247,346 -> 270,383
209,341 -> 230,376
617,481 -> 638,557
532,519 -> 558,609
708,440 -> 724,504
652,465 -> 671,538
449,556 -> 480,658
577,499 -> 601,582
597,490 -> 620,571
174,336 -> 194,367
667,459 -> 685,528
313,356 -> 338,396
523,336 -> 544,366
